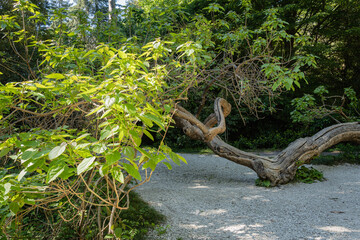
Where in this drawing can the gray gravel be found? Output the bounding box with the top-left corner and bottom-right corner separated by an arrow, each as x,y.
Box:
135,153 -> 360,240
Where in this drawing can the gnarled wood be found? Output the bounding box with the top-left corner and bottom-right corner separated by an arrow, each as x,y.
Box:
174,98 -> 360,185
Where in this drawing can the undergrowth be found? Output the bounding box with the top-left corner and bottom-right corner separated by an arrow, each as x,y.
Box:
255,165 -> 324,187
312,143 -> 360,165
0,191 -> 165,240
118,191 -> 166,240
255,179 -> 272,187
293,166 -> 324,183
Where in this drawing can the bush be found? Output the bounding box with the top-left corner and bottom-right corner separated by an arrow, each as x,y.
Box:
0,3 -> 191,237
294,166 -> 324,183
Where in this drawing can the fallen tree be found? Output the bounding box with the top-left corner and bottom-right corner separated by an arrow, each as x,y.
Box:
174,97 -> 360,185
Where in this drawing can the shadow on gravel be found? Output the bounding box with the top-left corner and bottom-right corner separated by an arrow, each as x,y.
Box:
136,153 -> 360,240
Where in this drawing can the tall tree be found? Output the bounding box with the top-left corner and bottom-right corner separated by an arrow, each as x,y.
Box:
108,0 -> 115,21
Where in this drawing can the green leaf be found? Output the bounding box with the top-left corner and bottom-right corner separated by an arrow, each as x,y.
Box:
93,144 -> 107,154
46,163 -> 65,183
106,151 -> 121,165
163,162 -> 172,170
135,147 -> 151,158
100,125 -> 119,140
24,198 -> 35,205
45,73 -> 65,79
169,152 -> 180,166
49,143 -> 67,160
21,148 -> 38,161
26,158 -> 45,172
143,114 -> 165,131
17,169 -> 27,181
177,154 -> 187,164
86,105 -> 104,116
77,156 -> 96,175
9,202 -> 20,214
59,166 -> 75,180
129,130 -> 141,146
75,133 -> 91,142
283,77 -> 293,90
82,49 -> 95,58
140,115 -> 153,127
33,150 -> 50,160
34,83 -> 53,89
142,158 -> 156,171
104,96 -> 115,108
118,129 -> 125,143
111,167 -> 124,183
100,129 -> 111,141
4,183 -> 12,195
123,146 -> 135,160
125,103 -> 136,114
164,104 -> 172,113
114,228 -> 123,238
272,80 -> 281,91
122,163 -> 141,181
100,109 -> 112,119
0,147 -> 10,158
75,143 -> 91,150
21,140 -> 41,148
143,129 -> 154,141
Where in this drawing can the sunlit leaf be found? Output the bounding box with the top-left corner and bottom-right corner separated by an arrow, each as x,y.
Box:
4,183 -> 12,195
9,202 -> 20,214
123,146 -> 135,160
49,143 -> 67,160
163,162 -> 172,170
122,163 -> 141,181
21,148 -> 38,161
46,163 -> 65,183
111,167 -> 124,183
93,144 -> 107,153
177,154 -> 187,164
169,152 -> 180,166
17,169 -> 27,181
0,147 -> 10,158
106,151 -> 121,165
129,130 -> 141,146
45,73 -> 65,79
77,156 -> 96,175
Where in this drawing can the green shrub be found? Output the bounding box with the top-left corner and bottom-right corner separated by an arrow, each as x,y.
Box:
255,178 -> 272,187
294,166 -> 324,183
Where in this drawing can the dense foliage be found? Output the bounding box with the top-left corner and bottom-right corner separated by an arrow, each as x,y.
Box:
0,0 -> 359,239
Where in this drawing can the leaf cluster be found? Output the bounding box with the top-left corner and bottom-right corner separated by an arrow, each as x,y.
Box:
294,166 -> 324,184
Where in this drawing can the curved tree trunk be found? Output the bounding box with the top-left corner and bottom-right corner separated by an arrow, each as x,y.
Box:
173,98 -> 360,185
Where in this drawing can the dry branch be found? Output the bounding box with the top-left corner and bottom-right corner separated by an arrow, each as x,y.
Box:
174,98 -> 360,185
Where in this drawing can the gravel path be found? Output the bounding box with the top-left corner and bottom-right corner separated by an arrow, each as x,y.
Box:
135,153 -> 360,240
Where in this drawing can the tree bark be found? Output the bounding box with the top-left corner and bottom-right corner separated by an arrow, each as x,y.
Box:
173,98 -> 360,185
108,0 -> 115,21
